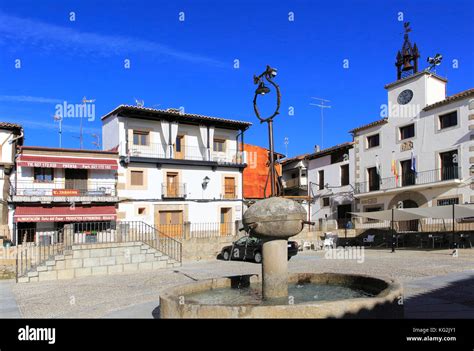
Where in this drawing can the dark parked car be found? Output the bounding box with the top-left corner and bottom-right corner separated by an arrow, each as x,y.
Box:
220,236 -> 298,263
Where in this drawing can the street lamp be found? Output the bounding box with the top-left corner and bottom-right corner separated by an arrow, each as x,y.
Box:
253,65 -> 281,197
202,176 -> 210,189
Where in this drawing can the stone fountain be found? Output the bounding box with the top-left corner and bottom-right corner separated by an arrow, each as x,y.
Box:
159,197 -> 404,318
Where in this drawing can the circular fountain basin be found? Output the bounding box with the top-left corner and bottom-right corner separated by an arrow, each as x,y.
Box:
159,273 -> 404,319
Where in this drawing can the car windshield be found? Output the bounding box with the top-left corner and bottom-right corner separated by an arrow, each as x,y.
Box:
235,237 -> 248,245
247,237 -> 260,245
235,236 -> 260,245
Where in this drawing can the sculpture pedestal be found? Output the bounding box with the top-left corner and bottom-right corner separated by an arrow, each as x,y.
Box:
262,239 -> 288,300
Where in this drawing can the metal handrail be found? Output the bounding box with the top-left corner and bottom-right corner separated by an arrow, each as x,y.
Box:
355,166 -> 461,194
11,180 -> 117,197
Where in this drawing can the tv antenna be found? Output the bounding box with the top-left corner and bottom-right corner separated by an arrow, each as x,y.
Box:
79,96 -> 96,149
53,114 -> 63,148
310,97 -> 331,149
134,98 -> 145,107
90,133 -> 100,149
284,137 -> 289,157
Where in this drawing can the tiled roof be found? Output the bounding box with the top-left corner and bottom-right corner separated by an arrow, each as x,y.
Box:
305,141 -> 354,160
0,122 -> 22,132
279,153 -> 310,166
101,105 -> 252,129
423,88 -> 474,111
349,118 -> 388,134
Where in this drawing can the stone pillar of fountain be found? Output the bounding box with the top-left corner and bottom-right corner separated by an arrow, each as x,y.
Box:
261,239 -> 288,299
243,197 -> 307,300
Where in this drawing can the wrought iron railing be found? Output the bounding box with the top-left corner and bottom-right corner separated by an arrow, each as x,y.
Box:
15,221 -> 182,281
11,180 -> 117,197
354,167 -> 461,194
161,183 -> 187,198
128,142 -> 244,164
155,221 -> 239,239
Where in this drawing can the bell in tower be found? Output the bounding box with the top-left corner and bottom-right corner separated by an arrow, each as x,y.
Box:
395,22 -> 420,80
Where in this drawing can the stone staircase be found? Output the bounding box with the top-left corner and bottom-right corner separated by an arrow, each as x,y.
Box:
18,241 -> 181,283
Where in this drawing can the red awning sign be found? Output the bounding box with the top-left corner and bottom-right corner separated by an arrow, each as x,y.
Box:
17,155 -> 118,170
14,206 -> 117,223
52,189 -> 80,196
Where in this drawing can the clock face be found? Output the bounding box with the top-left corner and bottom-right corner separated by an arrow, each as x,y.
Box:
397,89 -> 413,105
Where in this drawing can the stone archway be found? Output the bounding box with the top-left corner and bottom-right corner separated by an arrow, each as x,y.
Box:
387,191 -> 428,209
388,191 -> 427,232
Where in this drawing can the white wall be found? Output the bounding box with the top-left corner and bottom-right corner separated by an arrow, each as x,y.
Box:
102,115 -> 120,151
355,89 -> 473,210
113,116 -> 244,225
308,148 -> 354,222
386,73 -> 446,118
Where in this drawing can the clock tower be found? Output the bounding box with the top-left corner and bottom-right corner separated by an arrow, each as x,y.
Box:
384,22 -> 447,119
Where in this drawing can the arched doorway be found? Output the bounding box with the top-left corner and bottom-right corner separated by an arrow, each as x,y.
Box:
399,199 -> 419,232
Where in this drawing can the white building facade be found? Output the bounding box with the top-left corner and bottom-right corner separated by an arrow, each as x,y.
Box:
0,122 -> 23,236
307,142 -> 355,230
101,105 -> 251,237
351,71 -> 474,214
9,146 -> 119,244
281,156 -> 309,197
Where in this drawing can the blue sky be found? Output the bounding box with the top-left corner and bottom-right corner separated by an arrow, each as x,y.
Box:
0,0 -> 473,156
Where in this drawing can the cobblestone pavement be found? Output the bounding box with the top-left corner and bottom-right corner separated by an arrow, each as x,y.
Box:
5,248 -> 474,318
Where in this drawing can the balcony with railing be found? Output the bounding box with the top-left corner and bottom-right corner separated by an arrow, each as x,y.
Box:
222,185 -> 238,199
10,180 -> 118,202
127,142 -> 244,166
161,183 -> 187,199
354,166 -> 461,195
283,177 -> 307,190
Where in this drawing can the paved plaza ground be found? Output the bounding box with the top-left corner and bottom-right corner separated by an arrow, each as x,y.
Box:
1,248 -> 473,318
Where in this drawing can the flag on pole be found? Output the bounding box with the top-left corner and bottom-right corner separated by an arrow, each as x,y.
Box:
391,152 -> 399,182
410,151 -> 417,174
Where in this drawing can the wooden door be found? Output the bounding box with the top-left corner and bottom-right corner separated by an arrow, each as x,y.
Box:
220,208 -> 232,235
224,177 -> 236,199
174,135 -> 184,160
166,173 -> 178,197
158,210 -> 183,237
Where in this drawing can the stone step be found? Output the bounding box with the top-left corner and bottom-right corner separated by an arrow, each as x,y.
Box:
55,255 -> 65,261
27,271 -> 38,278
18,277 -> 30,283
46,260 -> 56,266
37,266 -> 48,272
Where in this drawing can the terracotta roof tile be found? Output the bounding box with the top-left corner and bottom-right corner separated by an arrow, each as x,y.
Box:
306,141 -> 354,160
101,105 -> 252,128
0,122 -> 22,131
423,88 -> 474,111
349,118 -> 388,134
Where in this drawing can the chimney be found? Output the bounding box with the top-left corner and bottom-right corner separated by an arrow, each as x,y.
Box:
314,145 -> 320,153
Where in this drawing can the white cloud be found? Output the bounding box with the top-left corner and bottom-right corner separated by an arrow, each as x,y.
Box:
5,118 -> 100,134
0,95 -> 63,104
0,11 -> 225,67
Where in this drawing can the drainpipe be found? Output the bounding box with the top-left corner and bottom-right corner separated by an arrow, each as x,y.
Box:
207,125 -> 210,161
169,122 -> 172,158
